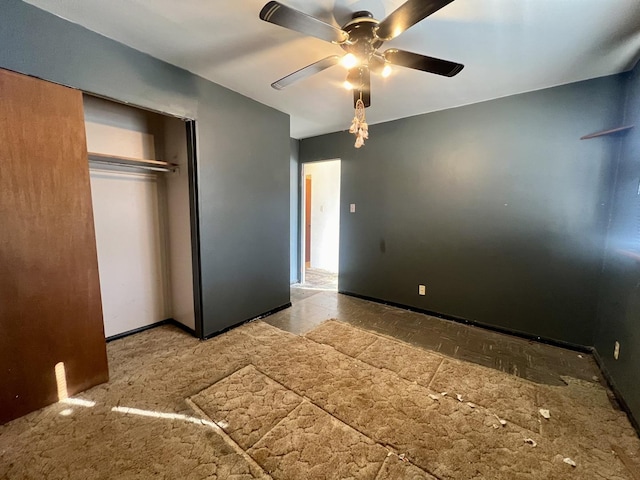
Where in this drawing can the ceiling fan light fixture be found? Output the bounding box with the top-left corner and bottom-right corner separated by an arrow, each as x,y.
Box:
341,53 -> 359,69
343,80 -> 354,90
381,64 -> 392,78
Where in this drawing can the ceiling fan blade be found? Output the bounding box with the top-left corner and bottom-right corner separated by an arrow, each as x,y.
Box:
260,1 -> 348,44
271,55 -> 341,90
384,49 -> 464,77
351,66 -> 371,108
375,0 -> 454,40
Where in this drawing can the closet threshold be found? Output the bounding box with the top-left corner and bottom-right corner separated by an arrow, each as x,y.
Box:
88,151 -> 178,172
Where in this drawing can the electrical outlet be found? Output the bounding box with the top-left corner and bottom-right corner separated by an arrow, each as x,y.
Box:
350,203 -> 356,213
614,341 -> 620,360
418,285 -> 426,296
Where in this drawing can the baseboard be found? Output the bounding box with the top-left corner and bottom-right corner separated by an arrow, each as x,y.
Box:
592,348 -> 640,436
169,318 -> 197,336
106,318 -> 196,342
105,303 -> 293,342
339,291 -> 592,354
202,302 -> 292,340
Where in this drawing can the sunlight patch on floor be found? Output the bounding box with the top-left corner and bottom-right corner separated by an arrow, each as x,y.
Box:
111,405 -> 220,430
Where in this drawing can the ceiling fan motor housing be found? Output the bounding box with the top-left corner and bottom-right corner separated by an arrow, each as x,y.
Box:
340,12 -> 384,61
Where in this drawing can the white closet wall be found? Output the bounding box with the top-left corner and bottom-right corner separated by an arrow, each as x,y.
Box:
163,119 -> 195,330
90,169 -> 168,337
84,96 -> 158,159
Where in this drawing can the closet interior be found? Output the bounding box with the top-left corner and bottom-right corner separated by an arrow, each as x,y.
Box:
83,94 -> 198,339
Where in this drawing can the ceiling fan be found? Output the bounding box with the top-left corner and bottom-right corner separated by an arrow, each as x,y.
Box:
259,0 -> 464,108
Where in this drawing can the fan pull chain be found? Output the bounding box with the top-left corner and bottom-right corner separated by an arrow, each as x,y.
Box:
349,97 -> 368,148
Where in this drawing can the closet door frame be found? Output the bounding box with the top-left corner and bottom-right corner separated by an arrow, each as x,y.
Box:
185,120 -> 204,339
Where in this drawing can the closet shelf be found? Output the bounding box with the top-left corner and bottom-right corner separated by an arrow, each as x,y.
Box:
88,152 -> 178,172
580,125 -> 634,140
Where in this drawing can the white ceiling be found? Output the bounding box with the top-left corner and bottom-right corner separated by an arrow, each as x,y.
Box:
24,0 -> 640,139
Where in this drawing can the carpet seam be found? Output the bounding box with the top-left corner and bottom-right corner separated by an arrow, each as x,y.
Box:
184,397 -> 272,479
325,319 -> 448,361
324,319 -> 577,389
246,396 -> 392,478
251,365 -> 395,451
190,363 -> 306,451
611,444 -> 640,480
355,337 -> 380,361
192,363 -> 258,395
372,455 -> 388,480
306,325 -> 446,400
428,358 -> 541,434
246,397 -> 306,451
303,318 -> 378,355
373,454 -> 445,480
427,358 -> 445,390
251,362 -> 447,480
308,323 -> 543,436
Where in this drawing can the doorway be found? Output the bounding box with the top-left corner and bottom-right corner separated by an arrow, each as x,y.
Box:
300,159 -> 341,290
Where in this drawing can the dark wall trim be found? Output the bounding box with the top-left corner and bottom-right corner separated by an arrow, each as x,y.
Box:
592,348 -> 640,437
203,302 -> 292,340
186,120 -> 204,339
106,318 -> 196,342
339,291 -> 592,353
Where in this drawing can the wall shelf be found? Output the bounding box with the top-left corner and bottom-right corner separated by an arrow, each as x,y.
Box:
88,152 -> 178,172
580,125 -> 634,140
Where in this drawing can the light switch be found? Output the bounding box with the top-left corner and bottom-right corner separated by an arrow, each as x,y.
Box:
350,203 -> 356,213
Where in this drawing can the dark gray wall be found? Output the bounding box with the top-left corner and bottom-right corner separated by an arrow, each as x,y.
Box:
290,138 -> 300,283
301,76 -> 625,346
595,62 -> 640,423
1,0 -> 290,337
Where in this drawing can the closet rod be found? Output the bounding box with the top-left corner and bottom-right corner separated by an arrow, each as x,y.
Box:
89,159 -> 174,172
88,152 -> 178,172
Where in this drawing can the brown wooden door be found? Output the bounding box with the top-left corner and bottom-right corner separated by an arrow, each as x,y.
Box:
305,175 -> 312,266
0,69 -> 108,424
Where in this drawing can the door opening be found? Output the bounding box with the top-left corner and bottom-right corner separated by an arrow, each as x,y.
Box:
300,160 -> 341,290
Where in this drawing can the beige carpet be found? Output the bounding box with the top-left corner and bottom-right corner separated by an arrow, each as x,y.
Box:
1,319 -> 639,479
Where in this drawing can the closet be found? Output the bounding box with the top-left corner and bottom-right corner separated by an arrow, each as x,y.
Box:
1,68 -> 201,424
83,95 -> 198,338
